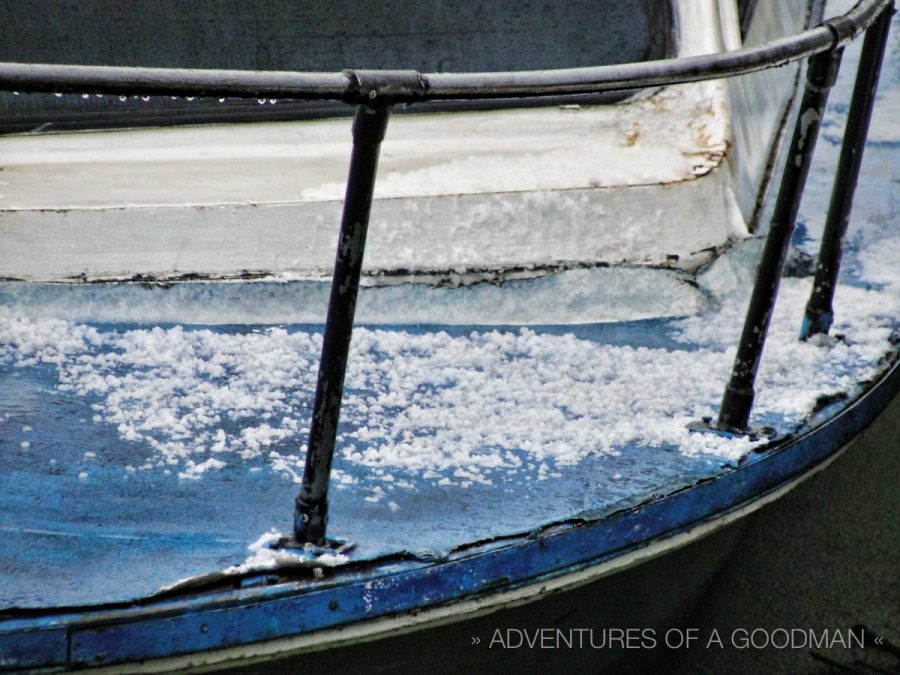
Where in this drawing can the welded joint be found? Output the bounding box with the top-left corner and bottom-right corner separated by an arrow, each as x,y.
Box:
343,69 -> 428,105
822,0 -> 896,50
823,15 -> 860,48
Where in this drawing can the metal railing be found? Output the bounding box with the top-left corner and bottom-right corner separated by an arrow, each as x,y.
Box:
0,0 -> 893,545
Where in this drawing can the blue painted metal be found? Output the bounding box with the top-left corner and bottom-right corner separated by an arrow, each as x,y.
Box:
2,354 -> 896,670
0,625 -> 67,670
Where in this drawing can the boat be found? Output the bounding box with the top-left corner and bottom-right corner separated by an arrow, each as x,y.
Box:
0,0 -> 896,672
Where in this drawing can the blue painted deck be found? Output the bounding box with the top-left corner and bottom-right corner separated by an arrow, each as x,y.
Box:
1,357 -> 897,671
0,316 -> 734,609
2,265 -> 897,610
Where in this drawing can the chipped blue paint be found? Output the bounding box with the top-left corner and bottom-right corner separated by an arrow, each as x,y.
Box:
0,625 -> 67,670
1,356 -> 896,670
0,316 -> 728,611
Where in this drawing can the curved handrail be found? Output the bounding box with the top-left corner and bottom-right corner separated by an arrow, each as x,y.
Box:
0,0 -> 894,548
0,0 -> 890,103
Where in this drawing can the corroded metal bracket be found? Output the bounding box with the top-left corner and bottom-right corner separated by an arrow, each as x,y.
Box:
342,69 -> 428,105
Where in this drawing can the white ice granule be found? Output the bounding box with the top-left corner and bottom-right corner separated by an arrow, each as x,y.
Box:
178,457 -> 227,480
222,528 -> 350,575
0,249 -> 896,481
364,486 -> 386,503
247,528 -> 282,553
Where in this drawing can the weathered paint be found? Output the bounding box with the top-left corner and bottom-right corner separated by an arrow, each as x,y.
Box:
297,105 -> 390,544
0,2 -> 744,283
718,47 -> 843,431
1,355 -> 896,671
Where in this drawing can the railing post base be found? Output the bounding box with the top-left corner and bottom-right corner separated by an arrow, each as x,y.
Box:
800,307 -> 834,341
717,384 -> 755,433
294,492 -> 329,546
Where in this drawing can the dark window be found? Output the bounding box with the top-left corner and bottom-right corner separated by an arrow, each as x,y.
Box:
0,0 -> 674,133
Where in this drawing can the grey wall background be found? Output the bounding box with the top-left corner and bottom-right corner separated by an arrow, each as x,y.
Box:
0,0 -> 671,132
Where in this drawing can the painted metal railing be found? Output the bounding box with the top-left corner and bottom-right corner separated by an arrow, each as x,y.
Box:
719,5 -> 893,431
0,0 -> 893,545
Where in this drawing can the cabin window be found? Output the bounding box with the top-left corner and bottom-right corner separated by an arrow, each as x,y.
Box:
0,0 -> 674,133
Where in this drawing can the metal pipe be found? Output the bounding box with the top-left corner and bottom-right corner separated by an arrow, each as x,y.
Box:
717,47 -> 844,433
0,0 -> 888,103
293,104 -> 391,546
801,3 -> 894,340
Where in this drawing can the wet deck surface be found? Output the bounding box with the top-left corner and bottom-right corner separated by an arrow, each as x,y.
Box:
1,257 -> 896,609
0,316 -> 738,608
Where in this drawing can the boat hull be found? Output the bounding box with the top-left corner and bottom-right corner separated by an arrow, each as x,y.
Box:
220,522 -> 749,675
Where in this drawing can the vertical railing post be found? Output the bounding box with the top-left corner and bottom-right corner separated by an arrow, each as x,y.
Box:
801,4 -> 894,340
717,47 -> 843,432
293,104 -> 391,546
